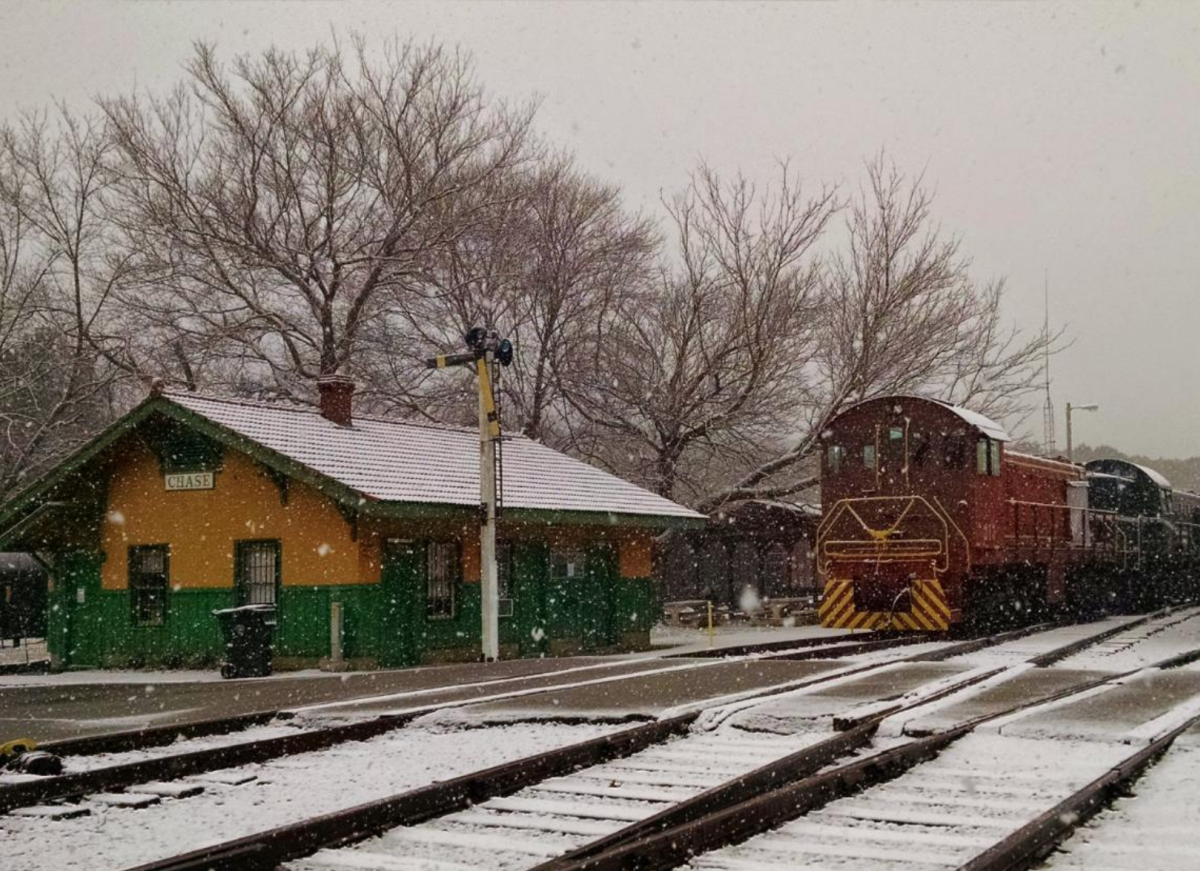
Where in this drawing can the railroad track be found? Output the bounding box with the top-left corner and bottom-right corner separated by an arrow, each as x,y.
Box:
0,630 -> 928,816
54,611 -> 1181,871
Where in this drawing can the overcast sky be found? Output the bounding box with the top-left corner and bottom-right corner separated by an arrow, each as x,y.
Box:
2,1 -> 1197,457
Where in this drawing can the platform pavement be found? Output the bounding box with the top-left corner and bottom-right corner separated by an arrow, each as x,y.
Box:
0,625 -> 855,744
307,658 -> 845,721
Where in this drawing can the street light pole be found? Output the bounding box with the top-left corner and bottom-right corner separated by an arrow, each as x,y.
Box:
1065,402 -> 1099,464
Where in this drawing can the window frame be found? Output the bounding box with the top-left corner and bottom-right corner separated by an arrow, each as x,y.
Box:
426,540 -> 460,620
862,443 -> 877,470
826,444 -> 845,475
234,539 -> 281,608
496,540 -> 514,618
976,437 -> 1003,476
129,544 -> 169,627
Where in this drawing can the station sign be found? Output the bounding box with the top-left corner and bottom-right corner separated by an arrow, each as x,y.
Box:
165,471 -> 215,491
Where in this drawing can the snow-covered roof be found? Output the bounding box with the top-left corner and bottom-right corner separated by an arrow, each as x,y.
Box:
1131,463 -> 1173,490
838,395 -> 1011,442
164,392 -> 703,521
935,401 -> 1012,442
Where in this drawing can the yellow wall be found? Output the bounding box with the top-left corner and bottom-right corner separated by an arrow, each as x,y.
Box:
101,441 -> 361,591
100,436 -> 660,591
619,534 -> 653,578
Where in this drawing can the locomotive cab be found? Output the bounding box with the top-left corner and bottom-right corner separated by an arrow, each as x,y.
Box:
817,396 -> 1010,631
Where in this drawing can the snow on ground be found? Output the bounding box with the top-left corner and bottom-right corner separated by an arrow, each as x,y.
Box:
687,734 -> 1136,871
950,616 -> 1148,670
648,622 -> 850,657
0,720 -> 621,871
289,724 -> 833,871
56,720 -> 309,773
0,639 -> 47,668
1047,727 -> 1200,871
0,667 -> 329,686
1052,607 -> 1200,672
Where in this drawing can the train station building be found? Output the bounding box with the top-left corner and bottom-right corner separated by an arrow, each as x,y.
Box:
0,382 -> 703,670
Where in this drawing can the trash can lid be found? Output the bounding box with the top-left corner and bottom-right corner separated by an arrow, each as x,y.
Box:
212,604 -> 277,616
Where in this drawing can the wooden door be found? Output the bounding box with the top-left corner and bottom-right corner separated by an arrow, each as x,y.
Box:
513,542 -> 549,658
581,544 -> 617,652
379,539 -> 423,668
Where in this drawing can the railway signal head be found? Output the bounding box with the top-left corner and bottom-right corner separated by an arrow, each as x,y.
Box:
496,338 -> 514,367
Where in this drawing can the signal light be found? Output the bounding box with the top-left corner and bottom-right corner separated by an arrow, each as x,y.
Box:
496,339 -> 514,367
465,327 -> 489,351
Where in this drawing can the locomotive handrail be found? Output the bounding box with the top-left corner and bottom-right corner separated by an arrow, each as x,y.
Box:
817,495 -> 962,578
1005,498 -> 1156,568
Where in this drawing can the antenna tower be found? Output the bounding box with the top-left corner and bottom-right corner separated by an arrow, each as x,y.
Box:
1041,272 -> 1056,456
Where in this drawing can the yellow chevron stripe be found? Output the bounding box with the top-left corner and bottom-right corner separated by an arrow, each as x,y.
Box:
819,595 -> 852,624
910,604 -> 938,631
910,591 -> 949,630
914,582 -> 952,620
826,594 -> 857,628
848,611 -> 873,630
819,582 -> 854,624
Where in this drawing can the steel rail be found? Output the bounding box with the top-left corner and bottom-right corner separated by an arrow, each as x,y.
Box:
548,642 -> 1200,871
0,631 -> 913,814
77,622 -> 1033,870
0,711 -> 417,814
121,714 -> 699,871
113,617 -> 1143,871
955,713 -> 1200,871
40,710 -> 283,758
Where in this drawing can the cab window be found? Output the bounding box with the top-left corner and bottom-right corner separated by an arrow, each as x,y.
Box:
826,444 -> 844,474
977,438 -> 1002,476
863,444 -> 876,470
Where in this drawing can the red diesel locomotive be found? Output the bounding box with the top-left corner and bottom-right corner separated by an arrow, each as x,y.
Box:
816,395 -> 1133,631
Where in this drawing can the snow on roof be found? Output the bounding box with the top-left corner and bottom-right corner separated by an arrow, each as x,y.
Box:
164,392 -> 703,520
936,401 -> 1012,442
1131,463 -> 1173,490
839,395 -> 1012,442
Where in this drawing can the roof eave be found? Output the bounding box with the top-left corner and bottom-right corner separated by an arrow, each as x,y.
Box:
501,506 -> 706,530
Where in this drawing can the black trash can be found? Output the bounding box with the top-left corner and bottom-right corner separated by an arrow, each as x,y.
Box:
213,605 -> 276,679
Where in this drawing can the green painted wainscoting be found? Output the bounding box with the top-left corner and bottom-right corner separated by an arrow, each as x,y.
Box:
48,560 -> 233,668
44,544 -> 657,670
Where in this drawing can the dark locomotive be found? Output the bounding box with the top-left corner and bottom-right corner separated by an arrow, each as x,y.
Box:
816,396 -> 1200,631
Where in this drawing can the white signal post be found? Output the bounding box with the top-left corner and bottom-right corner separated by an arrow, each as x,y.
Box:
426,327 -> 512,663
477,351 -> 500,662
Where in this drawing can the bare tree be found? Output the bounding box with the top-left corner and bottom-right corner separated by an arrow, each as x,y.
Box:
0,109 -> 127,497
700,156 -> 1057,511
367,154 -> 657,443
566,163 -> 837,502
100,38 -> 537,400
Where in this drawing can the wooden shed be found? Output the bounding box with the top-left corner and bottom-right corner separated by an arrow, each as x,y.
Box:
0,384 -> 702,670
660,499 -> 819,621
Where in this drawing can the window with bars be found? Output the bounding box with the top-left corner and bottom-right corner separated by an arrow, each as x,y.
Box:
427,541 -> 460,619
236,540 -> 280,606
130,545 -> 169,626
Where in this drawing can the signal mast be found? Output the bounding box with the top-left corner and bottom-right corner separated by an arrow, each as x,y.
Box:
426,327 -> 514,662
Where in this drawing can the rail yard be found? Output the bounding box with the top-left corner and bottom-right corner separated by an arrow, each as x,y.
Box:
2,608 -> 1199,871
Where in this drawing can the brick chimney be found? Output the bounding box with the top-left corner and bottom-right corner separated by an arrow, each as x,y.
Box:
317,375 -> 355,426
